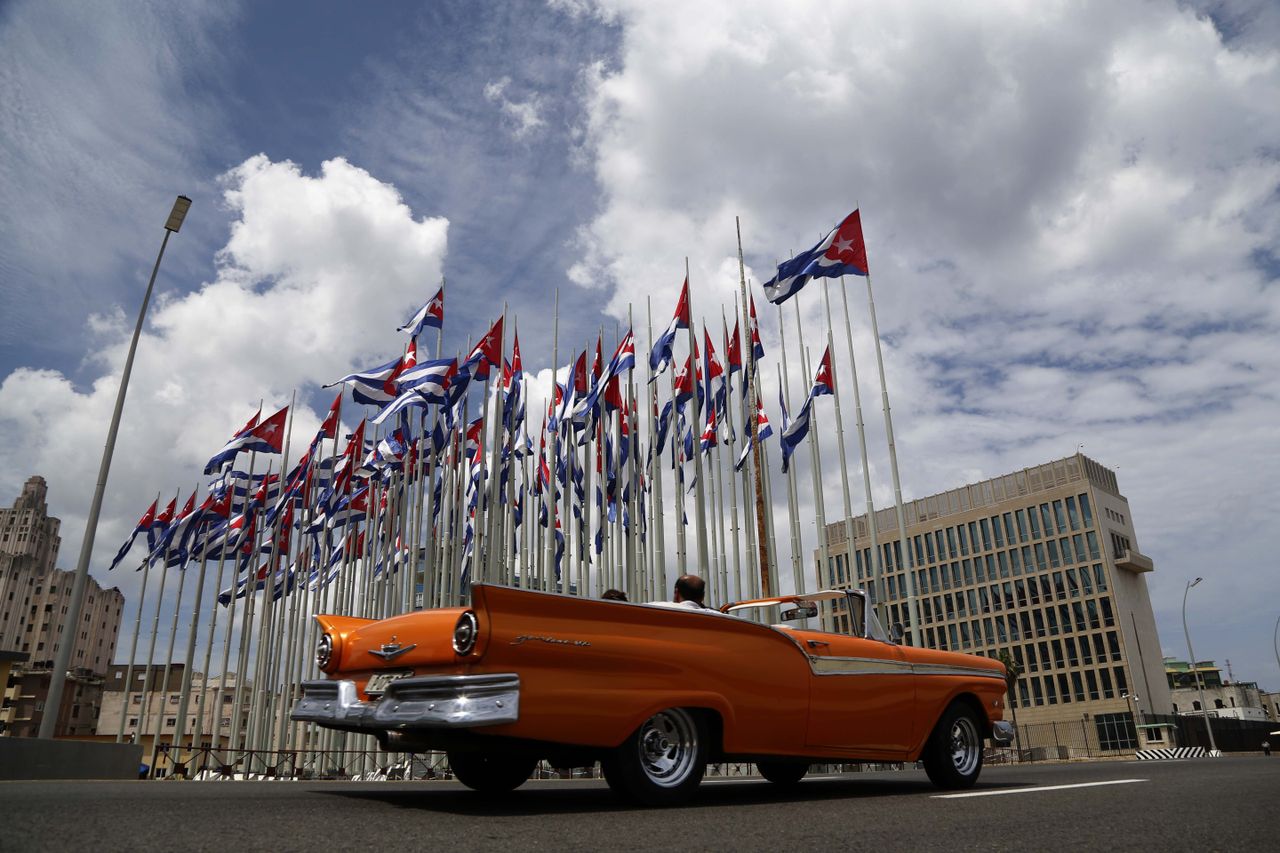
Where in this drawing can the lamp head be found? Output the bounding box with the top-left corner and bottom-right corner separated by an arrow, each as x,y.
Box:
1189,577 -> 1203,589
164,195 -> 192,233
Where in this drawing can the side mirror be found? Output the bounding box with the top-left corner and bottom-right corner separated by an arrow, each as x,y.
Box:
890,622 -> 905,644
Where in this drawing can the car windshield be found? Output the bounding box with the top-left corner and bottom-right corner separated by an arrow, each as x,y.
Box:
725,590 -> 892,643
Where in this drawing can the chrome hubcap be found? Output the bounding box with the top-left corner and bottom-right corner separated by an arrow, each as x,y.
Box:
949,715 -> 980,776
637,709 -> 697,787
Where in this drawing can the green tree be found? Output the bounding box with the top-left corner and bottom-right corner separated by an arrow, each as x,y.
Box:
996,649 -> 1024,757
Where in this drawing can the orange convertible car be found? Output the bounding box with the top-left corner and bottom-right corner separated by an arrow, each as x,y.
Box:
292,584 -> 1013,804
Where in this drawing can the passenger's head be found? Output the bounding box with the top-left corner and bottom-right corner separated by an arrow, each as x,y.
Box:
601,588 -> 628,601
673,574 -> 706,605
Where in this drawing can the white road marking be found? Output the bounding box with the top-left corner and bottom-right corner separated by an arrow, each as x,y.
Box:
933,779 -> 1148,799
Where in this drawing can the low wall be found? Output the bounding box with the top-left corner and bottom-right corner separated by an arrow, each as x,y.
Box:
0,738 -> 143,780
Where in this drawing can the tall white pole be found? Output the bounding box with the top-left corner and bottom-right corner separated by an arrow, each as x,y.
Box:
1182,578 -> 1218,752
40,195 -> 191,739
864,273 -> 920,645
838,280 -> 886,626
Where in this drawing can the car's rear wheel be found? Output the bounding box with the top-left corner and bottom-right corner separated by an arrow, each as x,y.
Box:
447,751 -> 537,794
756,760 -> 808,786
601,707 -> 707,806
922,702 -> 984,789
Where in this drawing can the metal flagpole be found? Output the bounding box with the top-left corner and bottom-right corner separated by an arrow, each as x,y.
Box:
134,488 -> 179,767
735,219 -> 771,597
837,279 -> 886,626
546,292 -> 560,593
116,491 -> 159,743
864,270 -> 920,645
684,260 -> 711,577
721,309 -> 744,602
188,523 -> 232,760
209,451 -> 256,768
820,281 -> 859,607
149,486 -> 197,774
775,312 -> 804,594
796,341 -> 824,600
646,297 -> 668,599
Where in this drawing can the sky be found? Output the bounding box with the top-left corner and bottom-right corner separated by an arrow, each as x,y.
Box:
1,0 -> 1278,688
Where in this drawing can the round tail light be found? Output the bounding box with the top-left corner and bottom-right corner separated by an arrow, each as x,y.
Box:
452,611 -> 478,655
316,633 -> 335,671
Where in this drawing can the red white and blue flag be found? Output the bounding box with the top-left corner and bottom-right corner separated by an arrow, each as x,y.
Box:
397,286 -> 444,338
763,209 -> 869,305
649,277 -> 690,379
349,340 -> 417,407
203,405 -> 289,475
107,500 -> 157,570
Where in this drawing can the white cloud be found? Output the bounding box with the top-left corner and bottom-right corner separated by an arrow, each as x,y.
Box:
484,75 -> 547,139
0,156 -> 448,605
0,0 -> 236,359
562,0 -> 1280,680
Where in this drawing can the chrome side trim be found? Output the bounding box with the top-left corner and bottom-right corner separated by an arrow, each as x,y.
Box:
806,655 -> 1006,680
290,673 -> 520,731
909,663 -> 1007,680
991,720 -> 1015,744
810,656 -> 915,675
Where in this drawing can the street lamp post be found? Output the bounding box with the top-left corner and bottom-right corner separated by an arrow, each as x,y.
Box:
1273,613 -> 1279,679
1181,577 -> 1218,754
38,196 -> 191,739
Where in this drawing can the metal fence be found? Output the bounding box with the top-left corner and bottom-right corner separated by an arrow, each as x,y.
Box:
142,712 -> 1276,779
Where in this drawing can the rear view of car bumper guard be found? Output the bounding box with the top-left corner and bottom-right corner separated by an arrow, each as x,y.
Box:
990,720 -> 1015,744
291,673 -> 520,730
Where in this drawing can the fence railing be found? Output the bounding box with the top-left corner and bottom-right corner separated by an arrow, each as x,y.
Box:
141,713 -> 1276,779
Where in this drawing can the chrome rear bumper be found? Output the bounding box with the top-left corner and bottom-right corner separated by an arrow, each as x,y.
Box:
991,720 -> 1015,745
291,673 -> 520,731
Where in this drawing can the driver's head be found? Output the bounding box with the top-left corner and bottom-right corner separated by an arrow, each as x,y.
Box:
673,574 -> 706,605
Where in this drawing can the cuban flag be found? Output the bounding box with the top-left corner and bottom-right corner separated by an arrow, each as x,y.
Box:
462,315 -> 504,382
107,500 -> 157,570
702,327 -> 726,417
203,406 -> 289,474
319,392 -> 342,440
572,331 -> 636,423
202,409 -> 259,475
749,295 -> 766,361
779,346 -> 834,472
350,340 -> 417,407
812,346 -> 836,398
398,286 -> 444,338
372,357 -> 456,426
649,277 -> 690,380
763,209 -> 869,305
145,497 -> 177,556
148,491 -> 199,568
735,395 -> 774,472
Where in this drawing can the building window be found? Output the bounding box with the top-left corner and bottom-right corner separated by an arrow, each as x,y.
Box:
1096,712 -> 1137,750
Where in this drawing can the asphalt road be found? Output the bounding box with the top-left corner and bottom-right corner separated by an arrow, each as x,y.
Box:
2,757 -> 1276,852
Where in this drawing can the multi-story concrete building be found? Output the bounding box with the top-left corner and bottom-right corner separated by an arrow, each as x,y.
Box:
0,477 -> 62,652
98,664 -> 252,749
1164,658 -> 1270,721
821,454 -> 1173,750
0,476 -> 125,737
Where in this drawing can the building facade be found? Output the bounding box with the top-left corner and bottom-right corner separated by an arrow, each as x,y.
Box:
97,664 -> 251,749
0,476 -> 125,737
820,454 -> 1173,749
1164,658 -> 1270,721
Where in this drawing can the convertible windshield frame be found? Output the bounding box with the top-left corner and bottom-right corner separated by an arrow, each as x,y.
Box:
722,589 -> 893,644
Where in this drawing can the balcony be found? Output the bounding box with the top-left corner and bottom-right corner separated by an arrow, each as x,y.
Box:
1115,549 -> 1154,573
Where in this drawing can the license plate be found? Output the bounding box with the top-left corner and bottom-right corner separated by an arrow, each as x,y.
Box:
364,670 -> 413,696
